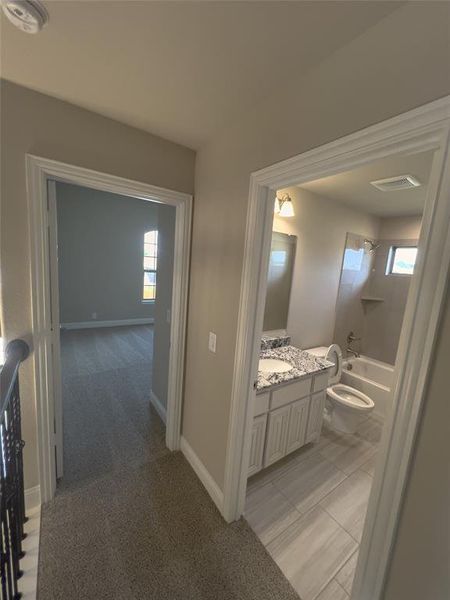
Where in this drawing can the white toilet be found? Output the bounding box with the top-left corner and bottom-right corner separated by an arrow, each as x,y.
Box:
306,344 -> 375,434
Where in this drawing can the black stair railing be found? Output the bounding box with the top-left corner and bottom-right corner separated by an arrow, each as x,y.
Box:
0,340 -> 30,600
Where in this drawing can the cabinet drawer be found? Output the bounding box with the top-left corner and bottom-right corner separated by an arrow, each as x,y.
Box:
254,391 -> 270,417
313,371 -> 330,392
271,377 -> 312,410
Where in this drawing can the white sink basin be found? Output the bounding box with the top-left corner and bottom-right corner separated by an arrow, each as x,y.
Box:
259,358 -> 293,374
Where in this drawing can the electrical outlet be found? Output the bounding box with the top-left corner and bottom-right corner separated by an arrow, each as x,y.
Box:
166,309 -> 171,324
208,332 -> 217,353
91,312 -> 97,320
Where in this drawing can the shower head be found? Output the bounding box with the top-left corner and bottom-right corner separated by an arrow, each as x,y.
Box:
363,239 -> 380,253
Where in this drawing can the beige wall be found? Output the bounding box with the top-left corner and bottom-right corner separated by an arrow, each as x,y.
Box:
272,186 -> 379,349
0,80 -> 195,489
379,215 -> 422,240
183,1 -> 450,490
383,278 -> 450,600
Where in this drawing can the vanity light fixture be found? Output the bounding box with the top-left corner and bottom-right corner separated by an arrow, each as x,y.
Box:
275,193 -> 295,217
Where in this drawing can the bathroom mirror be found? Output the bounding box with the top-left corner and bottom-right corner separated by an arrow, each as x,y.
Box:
263,231 -> 297,331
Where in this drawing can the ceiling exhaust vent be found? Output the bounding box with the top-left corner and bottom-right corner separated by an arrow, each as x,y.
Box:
370,175 -> 421,192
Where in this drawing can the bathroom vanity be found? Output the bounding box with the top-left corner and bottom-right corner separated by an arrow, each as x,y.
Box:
248,344 -> 333,477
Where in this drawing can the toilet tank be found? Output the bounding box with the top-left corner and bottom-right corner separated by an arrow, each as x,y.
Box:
306,345 -> 342,384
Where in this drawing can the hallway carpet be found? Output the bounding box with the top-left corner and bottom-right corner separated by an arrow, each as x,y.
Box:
37,326 -> 299,600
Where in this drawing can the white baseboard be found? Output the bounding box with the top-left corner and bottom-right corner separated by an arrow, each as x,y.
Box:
150,390 -> 167,424
60,317 -> 154,330
180,436 -> 224,516
25,485 -> 41,513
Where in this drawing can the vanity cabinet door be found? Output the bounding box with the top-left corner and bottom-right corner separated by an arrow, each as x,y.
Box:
248,414 -> 267,477
286,397 -> 310,454
264,405 -> 290,467
306,390 -> 326,443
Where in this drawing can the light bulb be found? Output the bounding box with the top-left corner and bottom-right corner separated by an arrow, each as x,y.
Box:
279,198 -> 294,217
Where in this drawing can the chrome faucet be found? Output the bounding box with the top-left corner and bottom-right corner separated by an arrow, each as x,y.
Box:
346,347 -> 360,358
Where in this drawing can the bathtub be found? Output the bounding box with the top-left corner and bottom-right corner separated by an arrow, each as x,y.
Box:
341,355 -> 394,418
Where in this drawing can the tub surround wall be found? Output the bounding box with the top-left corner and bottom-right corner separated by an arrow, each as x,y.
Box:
334,232 -> 378,357
334,216 -> 422,365
362,236 -> 419,365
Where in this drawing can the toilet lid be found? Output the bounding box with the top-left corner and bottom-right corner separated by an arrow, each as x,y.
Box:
325,344 -> 342,385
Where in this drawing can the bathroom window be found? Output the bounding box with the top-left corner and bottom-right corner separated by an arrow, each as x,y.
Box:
142,230 -> 158,301
387,246 -> 418,275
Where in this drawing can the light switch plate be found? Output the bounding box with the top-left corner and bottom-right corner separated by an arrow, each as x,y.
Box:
208,332 -> 217,353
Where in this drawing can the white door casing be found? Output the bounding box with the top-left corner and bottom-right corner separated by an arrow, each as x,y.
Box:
26,155 -> 192,503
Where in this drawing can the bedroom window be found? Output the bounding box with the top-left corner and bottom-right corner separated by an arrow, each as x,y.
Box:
143,230 -> 158,300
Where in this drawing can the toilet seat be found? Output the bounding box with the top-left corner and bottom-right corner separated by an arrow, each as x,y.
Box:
324,344 -> 342,385
305,343 -> 375,433
327,384 -> 374,412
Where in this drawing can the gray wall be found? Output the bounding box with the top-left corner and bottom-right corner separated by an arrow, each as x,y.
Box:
151,204 -> 176,410
56,182 -> 159,324
273,187 -> 379,350
0,80 -> 195,489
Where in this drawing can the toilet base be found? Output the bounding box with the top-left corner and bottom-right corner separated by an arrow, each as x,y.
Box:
327,402 -> 372,434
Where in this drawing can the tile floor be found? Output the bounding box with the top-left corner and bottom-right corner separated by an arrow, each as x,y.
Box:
245,415 -> 383,600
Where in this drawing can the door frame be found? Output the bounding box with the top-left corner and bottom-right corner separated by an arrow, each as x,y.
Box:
26,154 -> 192,503
222,96 -> 450,600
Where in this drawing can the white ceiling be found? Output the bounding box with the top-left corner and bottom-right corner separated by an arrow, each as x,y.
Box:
0,1 -> 401,149
298,150 -> 435,217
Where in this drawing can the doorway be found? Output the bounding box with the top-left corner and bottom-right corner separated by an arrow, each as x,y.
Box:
244,149 -> 430,600
27,156 -> 192,503
223,98 -> 450,600
49,180 -> 177,489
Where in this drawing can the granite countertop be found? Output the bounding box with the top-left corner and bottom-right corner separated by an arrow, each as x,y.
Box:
257,345 -> 333,391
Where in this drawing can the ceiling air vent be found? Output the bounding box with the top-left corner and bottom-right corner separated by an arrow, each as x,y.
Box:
370,175 -> 421,192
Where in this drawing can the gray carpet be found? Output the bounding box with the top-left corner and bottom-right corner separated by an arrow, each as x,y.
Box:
37,326 -> 299,600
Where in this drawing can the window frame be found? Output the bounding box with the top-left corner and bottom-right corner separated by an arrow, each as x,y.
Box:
386,245 -> 418,276
142,230 -> 158,302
